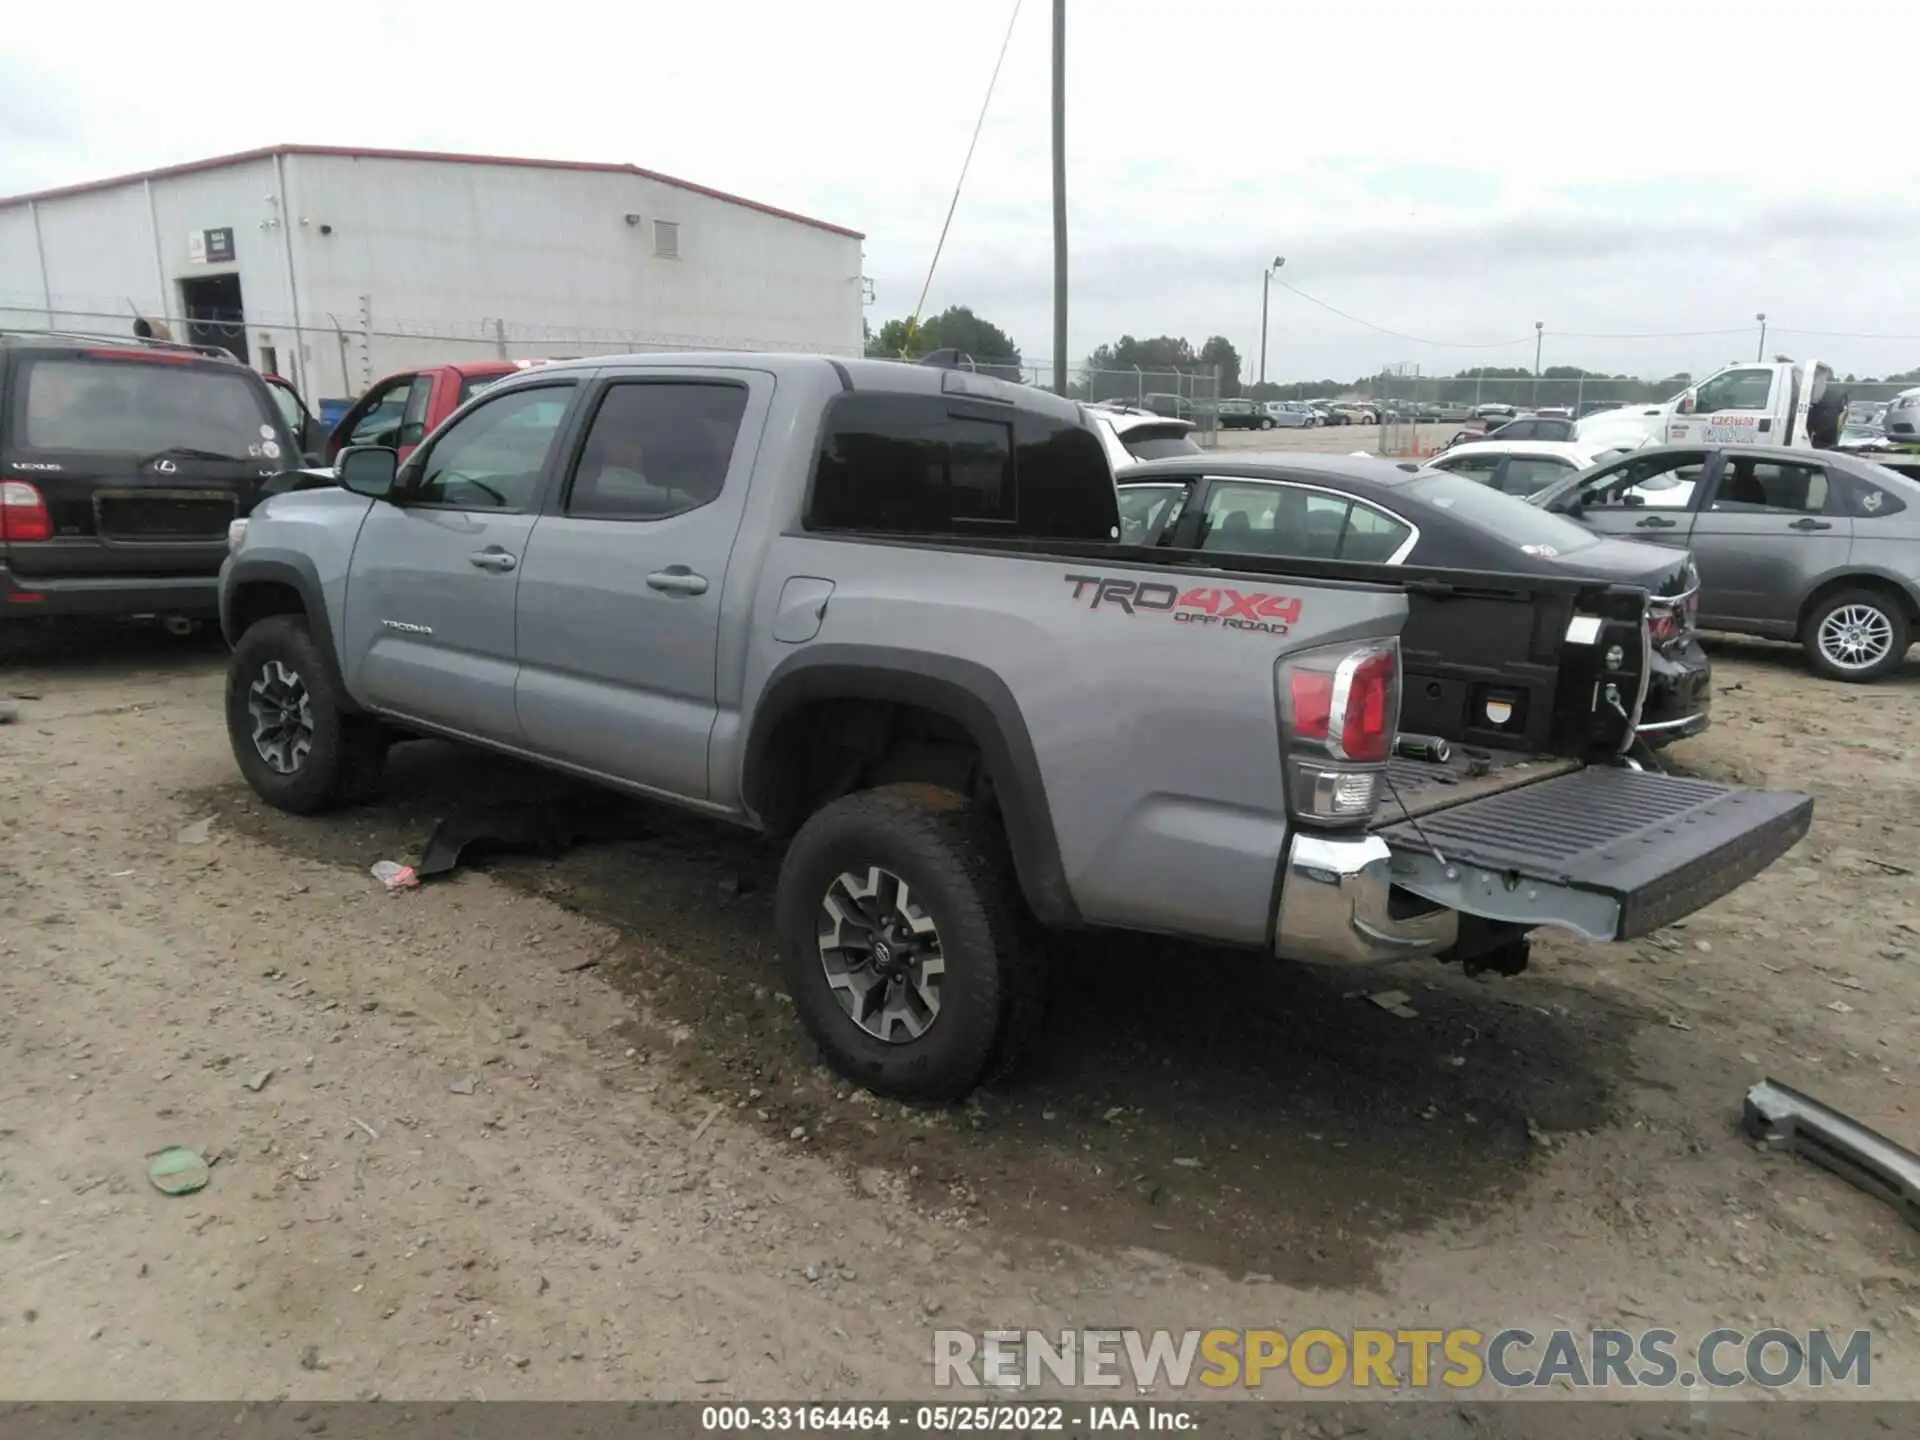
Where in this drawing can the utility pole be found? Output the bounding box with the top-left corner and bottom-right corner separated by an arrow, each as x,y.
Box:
1532,320 -> 1544,407
1050,0 -> 1068,397
1258,255 -> 1285,387
1756,312 -> 1768,361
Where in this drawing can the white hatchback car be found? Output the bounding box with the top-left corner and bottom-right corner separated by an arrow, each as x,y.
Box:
1087,405 -> 1202,475
1424,439 -> 1633,498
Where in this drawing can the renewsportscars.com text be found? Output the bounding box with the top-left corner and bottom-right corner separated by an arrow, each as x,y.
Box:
932,1327 -> 1873,1392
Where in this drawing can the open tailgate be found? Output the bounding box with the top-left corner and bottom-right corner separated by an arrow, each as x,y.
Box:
1377,766 -> 1811,942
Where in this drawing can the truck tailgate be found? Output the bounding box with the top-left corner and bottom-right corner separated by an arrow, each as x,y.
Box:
1377,766 -> 1811,942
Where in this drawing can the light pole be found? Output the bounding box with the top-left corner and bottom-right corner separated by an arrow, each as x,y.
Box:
1756,312 -> 1768,361
1532,320 -> 1544,406
1258,255 -> 1285,388
1050,0 -> 1068,397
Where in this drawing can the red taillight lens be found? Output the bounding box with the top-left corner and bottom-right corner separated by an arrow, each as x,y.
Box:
0,480 -> 52,542
1340,647 -> 1396,762
1278,639 -> 1402,828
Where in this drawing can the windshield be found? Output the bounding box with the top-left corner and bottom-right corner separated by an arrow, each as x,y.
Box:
1400,470 -> 1600,556
1116,485 -> 1186,544
18,357 -> 281,456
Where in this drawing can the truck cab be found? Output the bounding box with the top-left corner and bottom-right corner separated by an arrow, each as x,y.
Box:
1578,359 -> 1839,453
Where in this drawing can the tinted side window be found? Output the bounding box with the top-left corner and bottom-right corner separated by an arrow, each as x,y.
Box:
1842,472 -> 1910,518
1432,455 -> 1502,487
1694,368 -> 1774,412
398,376 -> 435,447
566,381 -> 749,520
349,377 -> 413,446
808,394 -> 1115,540
1497,456 -> 1576,496
1197,481 -> 1352,560
411,384 -> 575,510
1711,459 -> 1834,515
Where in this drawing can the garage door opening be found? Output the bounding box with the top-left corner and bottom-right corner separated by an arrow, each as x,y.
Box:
179,273 -> 249,364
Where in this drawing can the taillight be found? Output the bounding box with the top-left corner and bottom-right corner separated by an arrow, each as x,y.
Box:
1277,639 -> 1401,828
0,480 -> 51,542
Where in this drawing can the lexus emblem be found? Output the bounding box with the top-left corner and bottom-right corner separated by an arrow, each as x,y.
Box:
154,459 -> 177,474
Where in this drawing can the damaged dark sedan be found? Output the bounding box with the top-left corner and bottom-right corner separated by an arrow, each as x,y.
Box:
1116,452 -> 1711,746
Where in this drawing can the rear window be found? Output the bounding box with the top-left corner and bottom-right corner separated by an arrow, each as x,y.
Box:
1122,426 -> 1201,462
461,373 -> 508,404
807,393 -> 1117,540
1401,470 -> 1600,556
13,356 -> 280,456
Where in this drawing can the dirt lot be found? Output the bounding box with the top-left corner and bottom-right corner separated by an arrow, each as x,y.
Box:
3,618 -> 1918,1403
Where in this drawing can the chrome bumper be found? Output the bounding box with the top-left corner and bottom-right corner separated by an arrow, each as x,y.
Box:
1275,831 -> 1458,966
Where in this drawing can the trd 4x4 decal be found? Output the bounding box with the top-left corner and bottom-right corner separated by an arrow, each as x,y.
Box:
1064,574 -> 1299,635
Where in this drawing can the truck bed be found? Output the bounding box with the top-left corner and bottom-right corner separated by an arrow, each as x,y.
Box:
1376,758 -> 1812,942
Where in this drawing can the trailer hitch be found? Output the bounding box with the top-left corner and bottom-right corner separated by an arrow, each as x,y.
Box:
1741,1078 -> 1920,1232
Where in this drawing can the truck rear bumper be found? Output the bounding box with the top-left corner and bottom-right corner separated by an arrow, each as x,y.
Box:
2,562 -> 219,620
1275,832 -> 1459,966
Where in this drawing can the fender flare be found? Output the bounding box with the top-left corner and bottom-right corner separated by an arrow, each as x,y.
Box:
221,554 -> 362,714
743,645 -> 1080,928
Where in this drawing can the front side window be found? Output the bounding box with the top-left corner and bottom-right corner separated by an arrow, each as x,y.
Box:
16,356 -> 280,456
1692,367 -> 1774,413
566,381 -> 749,520
347,376 -> 413,447
398,376 -> 435,447
1579,452 -> 1707,511
410,383 -> 575,510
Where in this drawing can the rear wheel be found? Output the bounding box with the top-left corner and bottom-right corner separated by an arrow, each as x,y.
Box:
226,615 -> 388,812
776,784 -> 1030,1102
1258,416 -> 1274,430
1802,588 -> 1910,683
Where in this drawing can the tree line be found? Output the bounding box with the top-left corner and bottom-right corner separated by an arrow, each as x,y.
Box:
864,308 -> 1920,405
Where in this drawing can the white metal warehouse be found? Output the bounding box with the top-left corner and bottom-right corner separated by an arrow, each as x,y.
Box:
0,145 -> 866,403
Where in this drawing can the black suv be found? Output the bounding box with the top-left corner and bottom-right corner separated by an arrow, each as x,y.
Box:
1,330 -> 298,626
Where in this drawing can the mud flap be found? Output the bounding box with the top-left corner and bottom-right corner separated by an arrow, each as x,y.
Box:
1376,767 -> 1812,942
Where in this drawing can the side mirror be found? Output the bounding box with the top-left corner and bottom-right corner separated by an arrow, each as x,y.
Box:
337,444 -> 399,500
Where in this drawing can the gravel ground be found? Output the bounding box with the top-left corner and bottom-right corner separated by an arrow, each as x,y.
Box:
2,619 -> 1917,1403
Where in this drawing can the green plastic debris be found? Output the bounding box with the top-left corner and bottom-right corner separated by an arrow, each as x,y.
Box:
148,1146 -> 210,1196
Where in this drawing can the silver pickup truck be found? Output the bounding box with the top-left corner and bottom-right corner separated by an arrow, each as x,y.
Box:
219,354 -> 1812,1101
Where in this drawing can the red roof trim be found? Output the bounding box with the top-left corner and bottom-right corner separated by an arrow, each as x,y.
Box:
0,143 -> 865,239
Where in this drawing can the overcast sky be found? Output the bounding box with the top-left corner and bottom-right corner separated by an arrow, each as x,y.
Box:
5,0 -> 1918,383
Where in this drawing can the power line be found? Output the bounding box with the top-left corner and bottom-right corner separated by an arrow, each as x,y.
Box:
1274,280 -> 1531,349
908,0 -> 1024,338
1773,326 -> 1920,342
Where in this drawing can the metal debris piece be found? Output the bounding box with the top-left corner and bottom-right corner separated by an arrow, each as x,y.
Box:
1742,1078 -> 1920,1232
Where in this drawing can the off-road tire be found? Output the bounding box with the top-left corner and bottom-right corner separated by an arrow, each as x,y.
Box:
1802,587 -> 1911,683
226,615 -> 387,813
776,784 -> 1031,1102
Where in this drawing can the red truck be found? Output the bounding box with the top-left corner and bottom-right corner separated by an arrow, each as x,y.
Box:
321,359 -> 549,464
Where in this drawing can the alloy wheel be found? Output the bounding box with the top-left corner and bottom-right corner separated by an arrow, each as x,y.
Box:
817,865 -> 945,1043
1817,604 -> 1895,672
247,659 -> 314,774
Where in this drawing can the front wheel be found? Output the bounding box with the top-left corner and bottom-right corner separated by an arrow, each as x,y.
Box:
1802,589 -> 1911,682
777,785 -> 1029,1102
226,615 -> 388,813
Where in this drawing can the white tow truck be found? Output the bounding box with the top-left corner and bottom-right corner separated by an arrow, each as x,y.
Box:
1576,357 -> 1844,453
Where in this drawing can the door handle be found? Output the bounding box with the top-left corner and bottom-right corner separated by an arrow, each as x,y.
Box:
646,568 -> 710,596
1789,517 -> 1832,531
469,548 -> 517,572
1635,515 -> 1677,529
